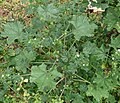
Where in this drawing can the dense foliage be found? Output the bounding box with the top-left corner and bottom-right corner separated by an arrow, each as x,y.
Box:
0,0 -> 120,102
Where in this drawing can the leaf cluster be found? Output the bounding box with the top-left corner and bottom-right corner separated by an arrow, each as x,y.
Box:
0,0 -> 120,102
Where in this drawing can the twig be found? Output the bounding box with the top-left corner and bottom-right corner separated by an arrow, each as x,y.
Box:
68,39 -> 76,52
59,77 -> 66,100
56,76 -> 65,85
74,73 -> 91,84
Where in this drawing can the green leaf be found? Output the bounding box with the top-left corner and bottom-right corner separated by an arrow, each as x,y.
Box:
83,41 -> 106,60
13,49 -> 36,73
93,73 -> 115,90
92,1 -> 108,10
110,36 -> 120,48
69,15 -> 97,41
83,41 -> 96,57
87,71 -> 117,101
103,7 -> 120,31
107,95 -> 116,103
37,3 -> 59,21
1,21 -> 24,44
30,63 -> 62,91
86,85 -> 109,101
115,22 -> 120,33
76,53 -> 90,71
72,94 -> 84,103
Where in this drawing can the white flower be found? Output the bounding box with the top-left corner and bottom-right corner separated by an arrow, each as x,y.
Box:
112,57 -> 115,60
17,88 -> 20,91
118,49 -> 120,52
76,52 -> 80,57
83,64 -> 85,66
92,0 -> 97,3
34,38 -> 36,40
24,79 -> 28,83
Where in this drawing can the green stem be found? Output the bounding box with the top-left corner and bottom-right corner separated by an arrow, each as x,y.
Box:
74,73 -> 91,84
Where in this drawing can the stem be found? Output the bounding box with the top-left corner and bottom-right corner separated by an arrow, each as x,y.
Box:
68,39 -> 76,51
60,32 -> 73,40
49,59 -> 58,71
56,77 -> 65,85
57,24 -> 70,40
73,79 -> 90,84
31,61 -> 54,65
74,73 -> 91,84
59,77 -> 66,100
